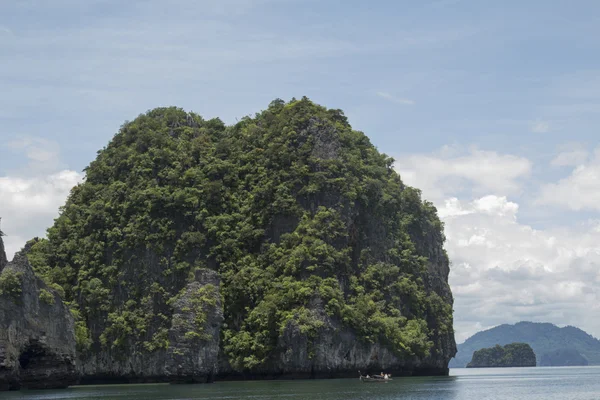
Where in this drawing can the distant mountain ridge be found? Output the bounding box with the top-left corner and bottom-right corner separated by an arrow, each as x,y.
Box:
450,322 -> 600,368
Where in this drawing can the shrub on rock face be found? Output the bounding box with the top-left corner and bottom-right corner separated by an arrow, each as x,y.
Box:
39,288 -> 55,305
0,270 -> 22,298
26,98 -> 455,376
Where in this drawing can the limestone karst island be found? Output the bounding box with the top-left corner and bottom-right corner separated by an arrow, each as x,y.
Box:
0,99 -> 456,391
466,343 -> 536,368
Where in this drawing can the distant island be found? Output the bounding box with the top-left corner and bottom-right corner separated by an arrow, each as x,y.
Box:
467,343 -> 536,368
451,321 -> 599,368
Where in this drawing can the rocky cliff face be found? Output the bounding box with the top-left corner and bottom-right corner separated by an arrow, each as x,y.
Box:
223,296 -> 454,379
0,234 -> 7,272
165,269 -> 223,383
237,214 -> 456,379
24,99 -> 456,384
77,268 -> 223,384
0,240 -> 78,390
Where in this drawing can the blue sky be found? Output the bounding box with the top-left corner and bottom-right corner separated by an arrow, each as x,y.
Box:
2,0 -> 600,343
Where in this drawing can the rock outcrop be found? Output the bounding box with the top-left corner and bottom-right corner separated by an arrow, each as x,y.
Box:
0,240 -> 78,390
0,233 -> 7,272
467,343 -> 536,368
77,268 -> 223,384
221,297 -> 453,379
165,269 -> 223,383
22,99 -> 457,384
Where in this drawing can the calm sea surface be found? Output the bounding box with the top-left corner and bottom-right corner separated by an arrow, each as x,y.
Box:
4,367 -> 600,400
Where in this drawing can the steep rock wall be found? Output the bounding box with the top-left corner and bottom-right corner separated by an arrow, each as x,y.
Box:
0,241 -> 77,390
0,235 -> 7,272
77,268 -> 223,384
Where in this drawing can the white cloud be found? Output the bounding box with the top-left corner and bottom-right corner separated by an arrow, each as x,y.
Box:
538,147 -> 600,211
439,195 -> 519,219
443,196 -> 600,343
2,136 -> 82,260
531,120 -> 550,133
395,146 -> 600,343
472,195 -> 519,218
8,136 -> 62,168
551,149 -> 588,167
0,170 -> 83,260
376,91 -> 415,105
394,146 -> 532,202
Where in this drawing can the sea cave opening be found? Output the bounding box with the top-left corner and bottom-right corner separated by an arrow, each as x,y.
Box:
18,340 -> 49,371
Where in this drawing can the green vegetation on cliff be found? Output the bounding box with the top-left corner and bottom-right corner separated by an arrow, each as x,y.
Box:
467,343 -> 536,368
0,270 -> 22,298
27,98 -> 453,371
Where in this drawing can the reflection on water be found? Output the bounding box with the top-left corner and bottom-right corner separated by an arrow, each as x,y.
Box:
4,366 -> 600,400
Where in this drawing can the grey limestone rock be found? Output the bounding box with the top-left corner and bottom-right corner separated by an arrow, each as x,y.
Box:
0,240 -> 78,391
77,267 -> 223,384
165,268 -> 223,383
0,234 -> 7,272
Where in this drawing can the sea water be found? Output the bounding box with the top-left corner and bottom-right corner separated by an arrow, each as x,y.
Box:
4,366 -> 599,399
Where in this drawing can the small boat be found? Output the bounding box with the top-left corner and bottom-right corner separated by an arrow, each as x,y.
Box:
358,371 -> 392,383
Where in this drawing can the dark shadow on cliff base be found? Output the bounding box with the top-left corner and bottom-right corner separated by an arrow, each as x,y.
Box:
18,340 -> 71,389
